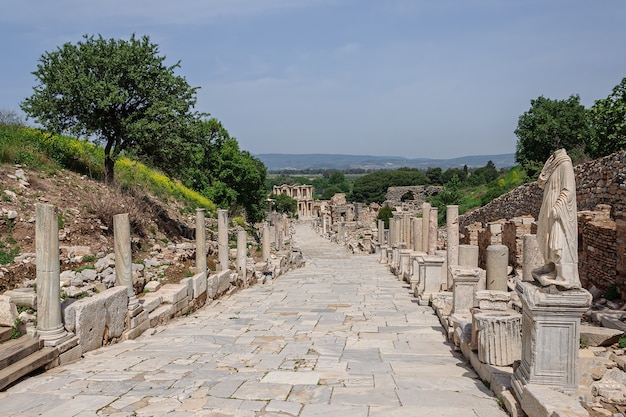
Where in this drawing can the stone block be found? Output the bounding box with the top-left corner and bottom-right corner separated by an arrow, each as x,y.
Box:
180,277 -> 193,301
173,298 -> 189,315
143,280 -> 161,292
139,294 -> 162,314
208,270 -> 231,299
475,290 -> 510,311
4,289 -> 37,309
159,284 -> 189,304
0,295 -> 18,327
129,310 -> 148,329
579,324 -> 623,347
520,384 -> 588,417
474,310 -> 521,366
125,318 -> 150,340
149,304 -> 174,327
72,295 -> 107,353
101,286 -> 128,339
191,272 -> 207,300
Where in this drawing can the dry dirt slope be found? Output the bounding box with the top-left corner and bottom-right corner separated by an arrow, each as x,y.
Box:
0,164 -> 207,292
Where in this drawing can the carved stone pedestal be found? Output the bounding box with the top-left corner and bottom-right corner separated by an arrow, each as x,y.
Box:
511,281 -> 591,399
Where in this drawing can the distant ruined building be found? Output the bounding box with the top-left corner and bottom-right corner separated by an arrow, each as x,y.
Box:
273,184 -> 314,219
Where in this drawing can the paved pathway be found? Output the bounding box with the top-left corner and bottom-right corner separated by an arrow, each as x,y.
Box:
1,224 -> 506,416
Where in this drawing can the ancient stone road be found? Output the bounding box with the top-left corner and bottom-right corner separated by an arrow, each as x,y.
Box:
0,224 -> 506,416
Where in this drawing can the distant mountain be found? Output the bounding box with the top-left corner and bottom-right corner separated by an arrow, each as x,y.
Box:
257,153 -> 516,171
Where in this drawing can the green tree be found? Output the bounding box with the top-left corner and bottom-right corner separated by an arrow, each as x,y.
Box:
21,34 -> 200,183
270,193 -> 297,216
514,95 -> 590,173
588,77 -> 626,158
376,204 -> 394,229
351,168 -> 429,204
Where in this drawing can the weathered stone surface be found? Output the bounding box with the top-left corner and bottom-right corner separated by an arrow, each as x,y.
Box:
139,294 -> 161,314
102,286 -> 128,338
474,311 -> 521,366
191,272 -> 207,299
475,290 -> 510,311
579,324 -> 623,347
159,284 -> 189,305
143,280 -> 161,293
0,295 -> 18,327
208,270 -> 231,299
3,289 -> 37,309
520,384 -> 588,417
71,296 -> 107,353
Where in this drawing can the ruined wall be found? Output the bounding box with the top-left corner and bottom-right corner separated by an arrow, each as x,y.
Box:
385,186 -> 442,204
578,207 -> 617,295
459,150 -> 626,229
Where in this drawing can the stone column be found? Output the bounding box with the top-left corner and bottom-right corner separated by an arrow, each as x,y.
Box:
413,217 -> 423,252
428,207 -> 438,255
378,220 -> 385,246
511,281 -> 592,397
394,214 -> 403,247
421,203 -> 430,252
195,209 -> 207,275
522,234 -> 543,282
403,213 -> 412,249
486,244 -> 508,292
474,311 -> 521,366
446,205 -> 459,289
458,244 -> 479,267
237,229 -> 247,280
36,204 -> 68,346
337,222 -> 345,245
262,223 -> 271,263
114,213 -> 139,310
389,218 -> 396,248
217,209 -> 229,271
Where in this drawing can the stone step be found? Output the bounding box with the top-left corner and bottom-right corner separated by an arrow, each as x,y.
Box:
0,327 -> 12,344
0,335 -> 42,369
0,347 -> 58,391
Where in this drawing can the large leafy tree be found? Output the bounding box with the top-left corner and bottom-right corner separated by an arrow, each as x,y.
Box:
21,34 -> 200,183
514,95 -> 590,174
588,77 -> 626,158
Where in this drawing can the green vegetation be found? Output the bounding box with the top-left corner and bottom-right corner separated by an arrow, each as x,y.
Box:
352,168 -> 429,204
515,76 -> 626,174
270,193 -> 298,217
376,204 -> 393,229
618,337 -> 626,349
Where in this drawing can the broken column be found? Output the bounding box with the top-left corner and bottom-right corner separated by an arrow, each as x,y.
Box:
195,208 -> 207,275
485,244 -> 508,292
474,311 -> 521,366
36,203 -> 69,345
446,205 -> 459,290
522,234 -> 543,282
217,209 -> 229,271
114,213 -> 139,311
458,244 -> 479,267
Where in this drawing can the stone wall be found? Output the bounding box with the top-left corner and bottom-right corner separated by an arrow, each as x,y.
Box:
578,208 -> 617,295
385,186 -> 442,204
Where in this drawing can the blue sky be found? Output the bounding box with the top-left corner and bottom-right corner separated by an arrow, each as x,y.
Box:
1,0 -> 625,159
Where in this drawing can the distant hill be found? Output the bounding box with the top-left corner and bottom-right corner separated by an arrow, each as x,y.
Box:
257,153 -> 516,171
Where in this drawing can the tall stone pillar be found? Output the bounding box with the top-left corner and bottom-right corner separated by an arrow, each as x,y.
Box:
393,214 -> 403,247
377,220 -> 385,246
486,244 -> 508,292
262,223 -> 271,262
413,217 -> 423,252
237,230 -> 247,280
389,218 -> 396,248
337,222 -> 345,245
114,213 -> 139,310
446,205 -> 459,289
217,209 -> 229,271
36,203 -> 68,345
195,208 -> 207,275
422,203 -> 431,254
428,207 -> 438,255
403,213 -> 412,249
